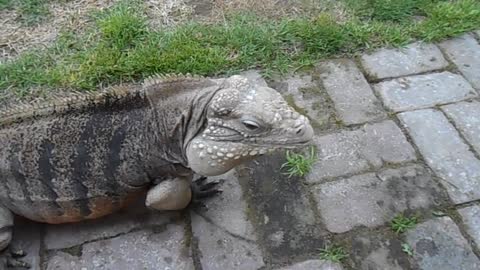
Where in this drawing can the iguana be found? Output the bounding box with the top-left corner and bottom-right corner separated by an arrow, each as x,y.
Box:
0,74 -> 313,268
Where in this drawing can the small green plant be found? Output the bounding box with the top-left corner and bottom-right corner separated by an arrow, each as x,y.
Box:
281,146 -> 316,178
401,243 -> 413,256
319,245 -> 348,263
391,214 -> 418,234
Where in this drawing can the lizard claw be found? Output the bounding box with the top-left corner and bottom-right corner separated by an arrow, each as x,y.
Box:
190,176 -> 224,210
1,246 -> 30,269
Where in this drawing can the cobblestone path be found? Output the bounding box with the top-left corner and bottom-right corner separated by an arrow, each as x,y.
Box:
11,32 -> 480,270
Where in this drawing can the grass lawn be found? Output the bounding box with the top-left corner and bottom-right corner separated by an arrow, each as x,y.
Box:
1,0 -> 479,101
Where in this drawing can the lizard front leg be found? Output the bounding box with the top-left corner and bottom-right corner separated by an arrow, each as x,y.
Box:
0,205 -> 29,269
146,177 -> 192,211
145,176 -> 223,211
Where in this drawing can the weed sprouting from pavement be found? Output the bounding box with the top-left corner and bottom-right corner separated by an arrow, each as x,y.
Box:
391,214 -> 418,234
281,146 -> 317,178
319,245 -> 348,263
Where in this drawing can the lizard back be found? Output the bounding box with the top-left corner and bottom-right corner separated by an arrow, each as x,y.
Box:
0,86 -> 154,223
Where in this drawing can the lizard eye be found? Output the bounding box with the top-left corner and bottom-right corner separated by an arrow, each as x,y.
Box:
242,120 -> 260,130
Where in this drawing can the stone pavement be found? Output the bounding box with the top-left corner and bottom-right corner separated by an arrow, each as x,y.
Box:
9,32 -> 480,270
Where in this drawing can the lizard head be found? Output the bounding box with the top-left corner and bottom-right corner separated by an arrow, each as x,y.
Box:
186,75 -> 314,176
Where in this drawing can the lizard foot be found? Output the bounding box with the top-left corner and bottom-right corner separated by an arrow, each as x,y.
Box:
190,176 -> 224,210
1,246 -> 30,269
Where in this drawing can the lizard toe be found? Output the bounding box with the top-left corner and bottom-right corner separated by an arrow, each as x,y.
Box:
1,246 -> 30,270
190,177 -> 224,211
192,178 -> 224,199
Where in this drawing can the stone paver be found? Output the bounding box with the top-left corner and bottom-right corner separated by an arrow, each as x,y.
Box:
192,170 -> 256,241
307,120 -> 416,183
46,223 -> 194,270
276,259 -> 343,270
191,170 -> 264,270
442,101 -> 480,154
373,71 -> 477,112
349,231 -> 415,270
399,109 -> 480,204
405,217 -> 480,270
439,34 -> 480,90
361,42 -> 448,80
238,153 -> 327,264
313,165 -> 446,233
191,213 -> 264,270
458,205 -> 480,250
44,198 -> 178,249
316,59 -> 386,125
271,74 -> 336,129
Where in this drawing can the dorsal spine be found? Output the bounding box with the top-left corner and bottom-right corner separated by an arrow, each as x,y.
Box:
0,73 -> 206,127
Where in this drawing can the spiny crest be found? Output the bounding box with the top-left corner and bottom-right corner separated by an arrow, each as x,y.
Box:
0,85 -> 139,127
142,73 -> 205,89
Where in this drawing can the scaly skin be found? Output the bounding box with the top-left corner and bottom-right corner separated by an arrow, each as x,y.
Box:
0,74 -> 313,268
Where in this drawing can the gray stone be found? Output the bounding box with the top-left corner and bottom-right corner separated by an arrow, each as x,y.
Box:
193,170 -> 256,241
46,222 -> 194,270
373,72 -> 477,112
307,120 -> 416,183
313,165 -> 446,233
398,109 -> 480,204
189,170 -> 263,269
46,252 -> 82,270
270,74 -> 336,129
316,59 -> 386,125
349,231 -> 415,270
11,219 -> 42,270
457,205 -> 480,249
442,101 -> 480,154
439,34 -> 480,90
191,213 -> 264,270
236,153 -> 327,264
276,259 -> 343,270
361,42 -> 448,80
44,199 -> 178,249
405,217 -> 480,270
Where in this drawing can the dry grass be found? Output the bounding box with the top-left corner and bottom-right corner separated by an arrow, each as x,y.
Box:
0,0 -> 118,63
144,0 -> 195,28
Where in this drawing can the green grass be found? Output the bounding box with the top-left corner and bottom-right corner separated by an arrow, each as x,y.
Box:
0,0 -> 52,25
1,0 -> 480,98
281,146 -> 317,178
319,246 -> 348,263
0,0 -> 13,9
345,0 -> 437,23
391,214 -> 418,234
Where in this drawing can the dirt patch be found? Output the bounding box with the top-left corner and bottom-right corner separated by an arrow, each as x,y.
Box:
186,0 -> 350,24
